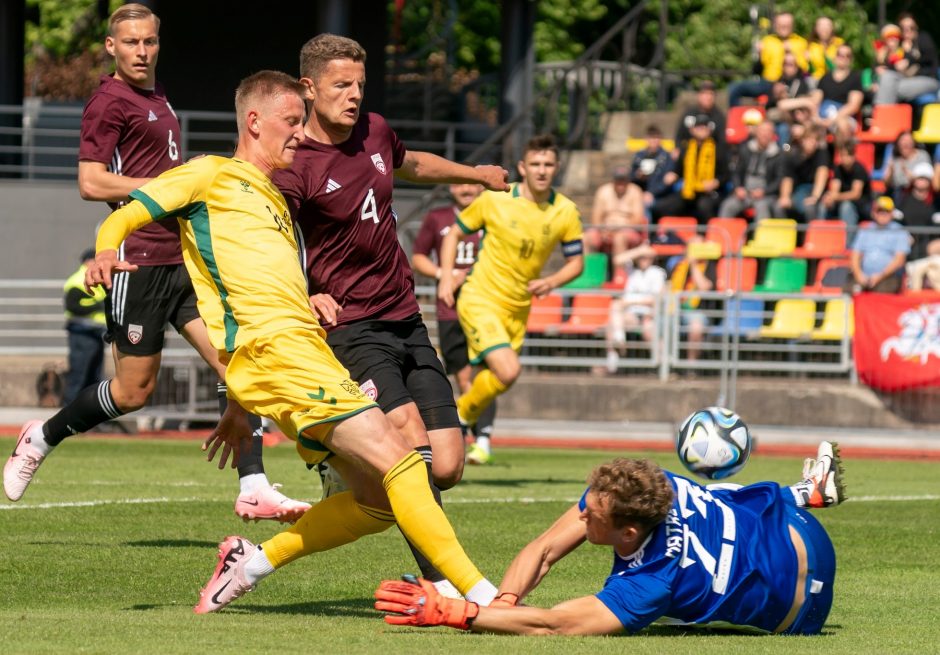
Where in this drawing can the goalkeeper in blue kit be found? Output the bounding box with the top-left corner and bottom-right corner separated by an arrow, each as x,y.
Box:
376,442 -> 845,636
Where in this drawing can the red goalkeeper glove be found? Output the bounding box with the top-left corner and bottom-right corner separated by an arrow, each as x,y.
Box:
374,575 -> 479,630
488,592 -> 519,608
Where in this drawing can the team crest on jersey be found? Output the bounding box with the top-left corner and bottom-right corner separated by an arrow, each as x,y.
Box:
370,153 -> 387,175
359,378 -> 379,401
127,324 -> 144,345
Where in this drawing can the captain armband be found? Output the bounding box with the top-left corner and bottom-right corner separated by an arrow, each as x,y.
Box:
562,239 -> 584,257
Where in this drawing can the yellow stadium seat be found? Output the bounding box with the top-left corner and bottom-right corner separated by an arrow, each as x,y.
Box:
741,218 -> 798,258
759,298 -> 817,339
811,298 -> 854,340
625,138 -> 675,152
913,104 -> 940,144
686,240 -> 722,260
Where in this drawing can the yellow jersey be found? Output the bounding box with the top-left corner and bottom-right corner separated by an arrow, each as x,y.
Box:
113,156 -> 319,352
457,184 -> 583,311
760,33 -> 809,81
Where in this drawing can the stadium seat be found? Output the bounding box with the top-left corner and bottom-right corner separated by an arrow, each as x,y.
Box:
811,298 -> 854,340
653,216 -> 698,256
857,104 -> 913,143
526,293 -> 564,334
563,252 -> 608,289
716,257 -> 758,292
753,257 -> 808,293
913,104 -> 940,143
759,298 -> 817,339
791,220 -> 847,259
557,293 -> 612,335
726,106 -> 766,145
704,217 -> 748,256
709,297 -> 764,338
626,137 -> 676,152
803,257 -> 850,295
740,218 -> 798,258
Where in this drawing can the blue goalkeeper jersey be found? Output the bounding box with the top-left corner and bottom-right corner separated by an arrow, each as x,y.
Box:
580,472 -> 799,633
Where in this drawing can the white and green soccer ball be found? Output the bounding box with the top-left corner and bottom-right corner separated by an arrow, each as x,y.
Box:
676,407 -> 752,480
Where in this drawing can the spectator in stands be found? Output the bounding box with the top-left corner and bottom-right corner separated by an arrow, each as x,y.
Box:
729,11 -> 808,107
807,15 -> 844,81
604,244 -> 666,374
812,44 -> 864,145
897,161 -> 940,261
873,14 -> 940,105
718,119 -> 784,221
630,125 -> 672,214
674,80 -> 726,153
874,24 -> 905,75
778,127 -> 830,222
667,238 -> 713,369
766,53 -> 814,145
845,196 -> 911,293
586,166 -> 646,285
654,114 -> 729,225
885,131 -> 933,199
62,249 -> 107,406
820,141 -> 871,235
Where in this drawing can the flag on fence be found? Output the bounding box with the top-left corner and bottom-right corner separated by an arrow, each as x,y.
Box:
853,292 -> 940,391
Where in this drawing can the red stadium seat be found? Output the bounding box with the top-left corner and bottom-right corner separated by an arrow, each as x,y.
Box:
726,106 -> 766,145
857,104 -> 913,143
791,220 -> 847,259
802,257 -> 849,295
557,294 -> 612,335
526,293 -> 564,334
704,217 -> 748,255
716,257 -> 758,292
653,216 -> 698,256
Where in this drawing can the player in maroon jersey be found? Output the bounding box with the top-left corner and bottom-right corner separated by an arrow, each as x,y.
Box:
272,33 -> 508,596
411,184 -> 498,463
3,4 -> 309,523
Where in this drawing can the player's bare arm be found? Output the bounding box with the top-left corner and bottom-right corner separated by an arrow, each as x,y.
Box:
527,254 -> 584,298
309,293 -> 343,326
78,161 -> 152,203
395,150 -> 509,192
437,226 -> 467,307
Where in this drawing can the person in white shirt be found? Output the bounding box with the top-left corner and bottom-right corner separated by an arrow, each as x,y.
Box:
604,244 -> 666,373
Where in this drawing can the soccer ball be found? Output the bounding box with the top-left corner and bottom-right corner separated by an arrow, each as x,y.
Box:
676,407 -> 752,480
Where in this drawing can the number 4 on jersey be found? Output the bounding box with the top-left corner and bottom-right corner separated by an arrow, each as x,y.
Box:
360,188 -> 378,224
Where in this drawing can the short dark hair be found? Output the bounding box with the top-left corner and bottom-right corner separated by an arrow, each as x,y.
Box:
300,34 -> 367,81
646,125 -> 663,137
234,70 -> 306,132
523,133 -> 558,158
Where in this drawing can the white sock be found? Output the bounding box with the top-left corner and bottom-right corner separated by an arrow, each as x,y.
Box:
239,473 -> 270,494
242,545 -> 276,585
465,578 -> 498,606
29,423 -> 53,456
475,435 -> 491,454
433,579 -> 463,599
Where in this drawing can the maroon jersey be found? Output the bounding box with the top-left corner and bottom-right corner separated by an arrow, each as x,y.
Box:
273,113 -> 412,329
412,205 -> 483,321
79,74 -> 183,266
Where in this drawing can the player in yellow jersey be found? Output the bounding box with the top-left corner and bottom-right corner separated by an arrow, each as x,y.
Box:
85,70 -> 499,613
438,135 -> 585,464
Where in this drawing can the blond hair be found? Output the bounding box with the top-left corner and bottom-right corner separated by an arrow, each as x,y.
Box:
234,70 -> 306,132
587,458 -> 674,530
108,3 -> 160,36
299,33 -> 366,81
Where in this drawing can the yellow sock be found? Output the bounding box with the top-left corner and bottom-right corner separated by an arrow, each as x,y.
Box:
383,451 -> 484,595
261,491 -> 394,568
457,369 -> 508,425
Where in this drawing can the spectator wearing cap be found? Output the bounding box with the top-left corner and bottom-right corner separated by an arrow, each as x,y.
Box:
718,119 -> 785,221
729,11 -> 809,107
874,13 -> 940,105
586,165 -> 647,284
674,80 -> 726,153
654,113 -> 730,225
885,130 -> 933,200
845,196 -> 911,294
897,161 -> 940,261
778,127 -> 830,222
820,141 -> 871,237
629,125 -> 672,212
62,248 -> 108,406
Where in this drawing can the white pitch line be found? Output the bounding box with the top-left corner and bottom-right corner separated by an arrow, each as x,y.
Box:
2,494 -> 938,511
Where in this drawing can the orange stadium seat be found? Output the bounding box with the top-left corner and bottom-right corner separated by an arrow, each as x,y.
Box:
526,293 -> 564,334
716,257 -> 758,292
557,294 -> 612,335
803,257 -> 850,295
791,220 -> 847,259
653,216 -> 698,256
857,104 -> 913,143
726,106 -> 766,145
704,217 -> 748,255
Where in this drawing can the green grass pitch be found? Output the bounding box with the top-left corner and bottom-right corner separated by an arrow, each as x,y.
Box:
1,435 -> 938,654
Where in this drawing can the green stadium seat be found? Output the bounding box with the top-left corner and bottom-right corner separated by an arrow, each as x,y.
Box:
563,252 -> 608,289
753,257 -> 807,294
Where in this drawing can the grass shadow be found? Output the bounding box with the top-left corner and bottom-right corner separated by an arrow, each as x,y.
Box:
459,477 -> 584,487
128,598 -> 376,617
124,539 -> 218,548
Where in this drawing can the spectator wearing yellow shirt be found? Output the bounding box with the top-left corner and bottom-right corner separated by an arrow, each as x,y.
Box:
730,12 -> 809,107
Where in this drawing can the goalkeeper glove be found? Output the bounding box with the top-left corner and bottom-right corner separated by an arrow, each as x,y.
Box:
374,574 -> 479,630
488,592 -> 519,608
